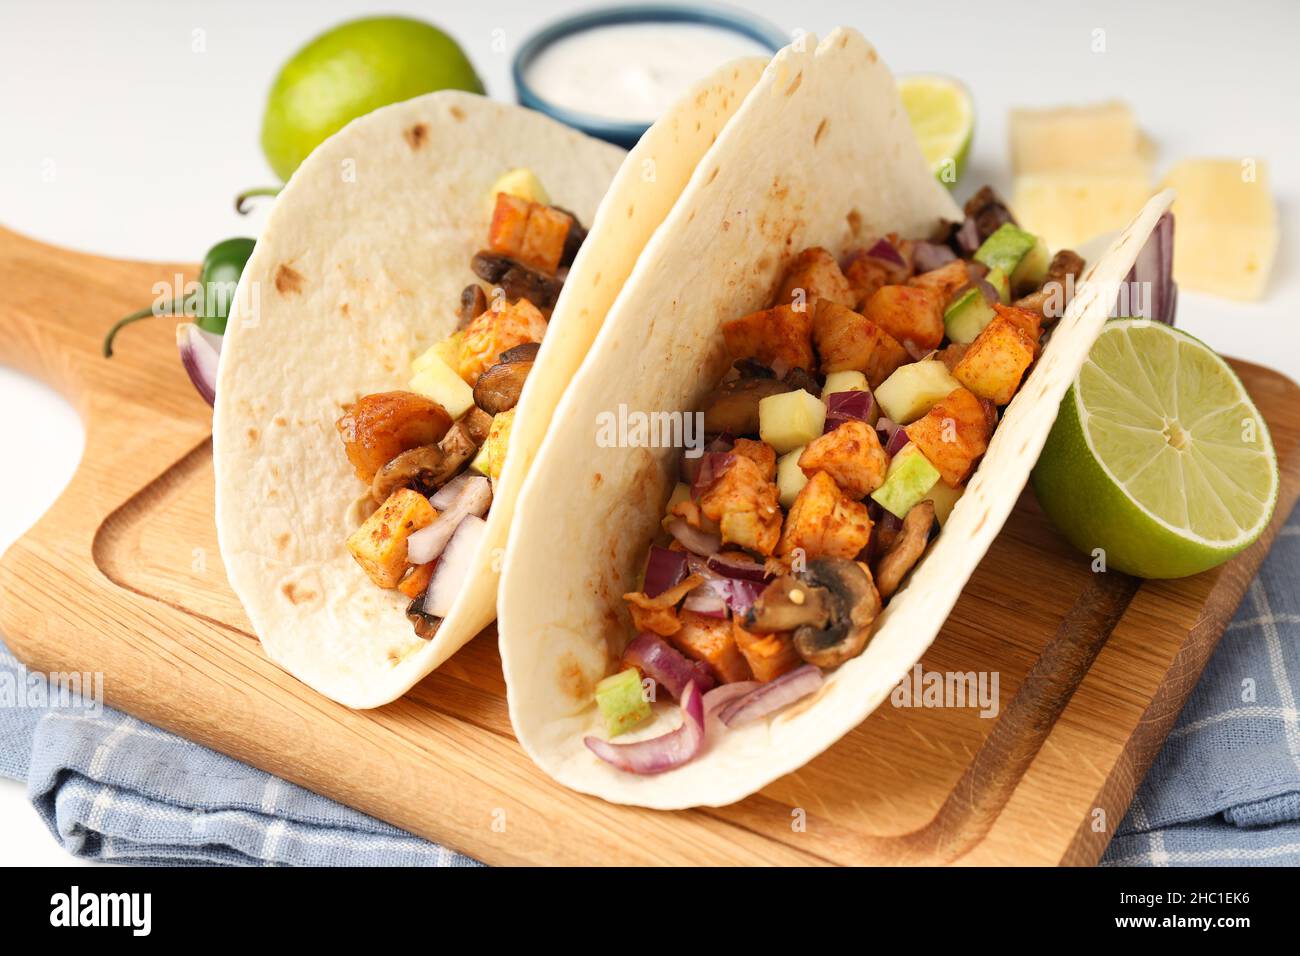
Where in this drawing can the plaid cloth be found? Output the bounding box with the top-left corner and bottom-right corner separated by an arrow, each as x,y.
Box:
2,507 -> 1297,865
0,642 -> 477,866
1102,503 -> 1300,866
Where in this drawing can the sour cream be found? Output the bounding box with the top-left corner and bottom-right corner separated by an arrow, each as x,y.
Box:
525,22 -> 775,124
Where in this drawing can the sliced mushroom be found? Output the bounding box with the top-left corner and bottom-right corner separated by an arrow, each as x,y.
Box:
874,500 -> 935,599
471,252 -> 563,311
406,595 -> 440,639
499,342 -> 541,364
458,405 -> 494,446
458,284 -> 488,325
473,352 -> 535,415
701,376 -> 794,435
1014,249 -> 1085,320
552,205 -> 588,267
368,419 -> 481,502
747,557 -> 881,668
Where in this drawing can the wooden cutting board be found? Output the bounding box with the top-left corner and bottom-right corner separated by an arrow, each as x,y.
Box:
2,224 -> 1297,866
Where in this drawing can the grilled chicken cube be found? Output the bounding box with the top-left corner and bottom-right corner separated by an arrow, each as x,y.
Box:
346,488 -> 437,589
458,298 -> 547,386
721,304 -> 815,373
699,443 -> 782,556
487,193 -> 572,274
798,420 -> 890,499
778,471 -> 873,561
732,617 -> 802,683
992,302 -> 1043,349
904,386 -> 992,486
811,299 -> 909,388
907,258 -> 971,305
843,254 -> 891,310
336,391 -> 454,483
863,284 -> 945,353
519,204 -> 573,275
774,247 -> 856,312
671,611 -> 754,684
952,315 -> 1037,405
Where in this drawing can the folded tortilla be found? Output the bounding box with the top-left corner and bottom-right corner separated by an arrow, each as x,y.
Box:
214,73 -> 765,708
498,28 -> 1174,808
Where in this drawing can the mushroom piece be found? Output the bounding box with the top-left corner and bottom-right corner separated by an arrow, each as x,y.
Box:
1013,249 -> 1085,320
406,595 -> 440,639
458,284 -> 488,325
874,500 -> 935,599
747,557 -> 882,668
368,419 -> 481,502
470,252 -> 563,312
473,349 -> 536,415
701,376 -> 794,435
458,405 -> 494,446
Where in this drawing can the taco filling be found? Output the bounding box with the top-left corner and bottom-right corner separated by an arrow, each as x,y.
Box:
336,173 -> 588,639
588,186 -> 1085,773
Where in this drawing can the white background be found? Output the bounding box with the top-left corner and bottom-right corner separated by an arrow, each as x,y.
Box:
1,0 -> 1296,864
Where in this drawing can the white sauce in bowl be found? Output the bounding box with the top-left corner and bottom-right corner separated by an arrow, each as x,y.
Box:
525,22 -> 774,124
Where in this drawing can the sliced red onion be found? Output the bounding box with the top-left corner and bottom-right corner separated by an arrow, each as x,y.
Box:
705,433 -> 735,453
875,416 -> 901,447
622,632 -> 715,700
176,323 -> 221,406
824,390 -> 878,432
705,552 -> 771,583
866,237 -> 906,269
682,577 -> 729,617
585,681 -> 705,774
953,218 -> 981,256
724,579 -> 765,619
719,664 -> 824,728
1122,211 -> 1176,326
643,546 -> 689,598
902,338 -> 930,361
407,476 -> 492,565
691,451 -> 735,498
884,426 -> 910,457
703,681 -> 759,715
422,514 -> 486,617
666,516 -> 721,556
913,240 -> 957,273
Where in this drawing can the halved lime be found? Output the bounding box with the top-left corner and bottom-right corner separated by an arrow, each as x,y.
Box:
898,74 -> 974,189
1032,319 -> 1278,578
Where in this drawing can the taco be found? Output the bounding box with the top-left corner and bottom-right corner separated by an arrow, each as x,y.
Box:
498,28 -> 1174,807
214,72 -> 767,708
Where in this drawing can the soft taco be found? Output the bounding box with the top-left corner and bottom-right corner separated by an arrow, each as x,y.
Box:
498,28 -> 1174,808
214,71 -> 767,708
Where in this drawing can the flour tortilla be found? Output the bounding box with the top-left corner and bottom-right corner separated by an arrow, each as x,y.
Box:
498,28 -> 1174,808
215,73 -> 764,708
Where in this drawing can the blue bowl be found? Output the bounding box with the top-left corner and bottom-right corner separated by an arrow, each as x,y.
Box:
513,4 -> 787,149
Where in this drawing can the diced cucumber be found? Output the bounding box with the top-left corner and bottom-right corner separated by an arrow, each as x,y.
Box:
759,389 -> 826,454
871,444 -> 941,518
595,667 -> 651,737
925,480 -> 965,526
874,361 -> 961,424
943,286 -> 997,344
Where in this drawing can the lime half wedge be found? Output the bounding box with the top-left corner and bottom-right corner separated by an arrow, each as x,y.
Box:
1032,319 -> 1278,578
898,74 -> 974,189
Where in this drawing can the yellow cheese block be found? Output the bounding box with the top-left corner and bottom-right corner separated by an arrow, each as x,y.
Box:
1009,101 -> 1149,176
1012,172 -> 1155,251
1160,159 -> 1278,300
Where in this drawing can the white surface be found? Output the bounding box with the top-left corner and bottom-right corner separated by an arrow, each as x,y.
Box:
0,0 -> 1295,863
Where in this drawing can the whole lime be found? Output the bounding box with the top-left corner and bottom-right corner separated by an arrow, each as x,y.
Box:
261,16 -> 484,181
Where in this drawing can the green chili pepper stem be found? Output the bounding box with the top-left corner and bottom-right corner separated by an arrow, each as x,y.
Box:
102,294 -> 194,358
234,186 -> 282,214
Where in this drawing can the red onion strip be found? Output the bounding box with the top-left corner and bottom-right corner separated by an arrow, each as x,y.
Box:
585,681 -> 705,774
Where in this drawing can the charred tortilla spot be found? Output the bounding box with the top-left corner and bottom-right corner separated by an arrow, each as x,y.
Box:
786,71 -> 803,96
281,581 -> 317,605
403,123 -> 429,149
449,105 -> 465,121
341,303 -> 350,316
274,416 -> 288,427
705,166 -> 719,186
246,427 -> 259,444
558,651 -> 596,703
814,118 -> 829,145
274,263 -> 305,295
274,532 -> 290,551
847,209 -> 863,237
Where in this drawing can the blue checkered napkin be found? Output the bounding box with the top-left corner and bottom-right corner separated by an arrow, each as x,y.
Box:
1102,502 -> 1300,866
0,642 -> 479,866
